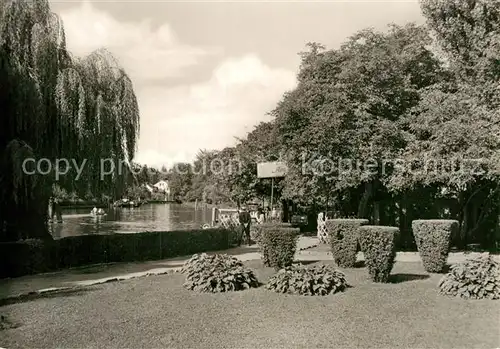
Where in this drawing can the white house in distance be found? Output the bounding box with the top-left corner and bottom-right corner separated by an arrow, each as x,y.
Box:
153,180 -> 171,200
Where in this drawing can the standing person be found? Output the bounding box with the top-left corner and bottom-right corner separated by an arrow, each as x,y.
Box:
48,197 -> 54,223
257,206 -> 264,224
264,206 -> 270,222
271,207 -> 277,221
238,205 -> 252,245
53,197 -> 63,223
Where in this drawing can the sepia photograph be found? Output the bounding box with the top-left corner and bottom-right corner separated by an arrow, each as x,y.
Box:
0,0 -> 499,347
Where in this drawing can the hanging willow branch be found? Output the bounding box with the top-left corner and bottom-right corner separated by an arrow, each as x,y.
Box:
0,0 -> 141,240
3,139 -> 37,204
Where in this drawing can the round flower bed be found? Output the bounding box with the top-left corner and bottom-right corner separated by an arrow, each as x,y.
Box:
182,253 -> 259,293
438,254 -> 500,300
265,264 -> 348,296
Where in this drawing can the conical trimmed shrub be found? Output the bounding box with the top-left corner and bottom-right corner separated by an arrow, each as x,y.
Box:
412,220 -> 458,273
359,226 -> 398,283
325,219 -> 368,268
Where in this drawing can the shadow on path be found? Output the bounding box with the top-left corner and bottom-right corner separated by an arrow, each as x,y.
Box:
354,261 -> 365,268
442,264 -> 452,273
389,273 -> 430,284
0,286 -> 98,307
296,260 -> 322,266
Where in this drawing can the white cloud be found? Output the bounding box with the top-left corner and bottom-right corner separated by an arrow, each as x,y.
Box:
57,2 -> 297,168
134,55 -> 297,167
59,1 -> 216,82
133,149 -> 188,169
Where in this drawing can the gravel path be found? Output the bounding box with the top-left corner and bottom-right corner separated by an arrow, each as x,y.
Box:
0,237 -> 319,300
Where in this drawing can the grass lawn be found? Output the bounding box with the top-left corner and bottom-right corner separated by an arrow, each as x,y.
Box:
1,260 -> 499,349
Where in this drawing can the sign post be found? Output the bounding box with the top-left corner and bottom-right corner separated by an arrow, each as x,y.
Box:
257,161 -> 288,212
271,178 -> 274,211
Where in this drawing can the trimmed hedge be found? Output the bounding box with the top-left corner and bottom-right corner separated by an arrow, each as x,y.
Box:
0,228 -> 232,278
359,226 -> 399,283
412,219 -> 458,273
325,219 -> 368,268
252,222 -> 293,243
259,226 -> 300,270
254,223 -> 293,265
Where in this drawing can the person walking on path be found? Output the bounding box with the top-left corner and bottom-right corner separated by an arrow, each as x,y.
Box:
238,205 -> 252,245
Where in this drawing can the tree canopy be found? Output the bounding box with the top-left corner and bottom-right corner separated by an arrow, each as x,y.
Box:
161,1 -> 499,248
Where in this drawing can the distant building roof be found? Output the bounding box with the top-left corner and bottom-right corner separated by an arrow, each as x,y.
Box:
153,180 -> 170,193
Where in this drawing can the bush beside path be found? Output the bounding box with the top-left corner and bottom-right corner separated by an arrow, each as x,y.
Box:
0,237 -> 317,300
1,259 -> 499,349
2,236 -> 499,302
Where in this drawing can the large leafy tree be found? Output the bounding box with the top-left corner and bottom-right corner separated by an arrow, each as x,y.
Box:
233,121 -> 284,204
168,162 -> 193,201
273,24 -> 445,216
0,0 -> 140,241
420,0 -> 500,83
391,0 -> 500,247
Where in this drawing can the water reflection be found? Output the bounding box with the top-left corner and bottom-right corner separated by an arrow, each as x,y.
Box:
50,203 -> 213,239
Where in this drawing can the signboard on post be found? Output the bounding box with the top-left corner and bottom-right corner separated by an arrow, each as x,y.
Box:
257,161 -> 288,178
257,161 -> 288,212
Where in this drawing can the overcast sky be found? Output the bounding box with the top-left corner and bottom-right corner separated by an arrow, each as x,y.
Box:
49,0 -> 425,168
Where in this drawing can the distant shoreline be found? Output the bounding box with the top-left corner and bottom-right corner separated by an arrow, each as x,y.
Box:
60,201 -> 237,210
181,201 -> 237,210
60,203 -> 108,210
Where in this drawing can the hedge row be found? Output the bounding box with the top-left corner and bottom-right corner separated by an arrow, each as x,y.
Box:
0,228 -> 233,278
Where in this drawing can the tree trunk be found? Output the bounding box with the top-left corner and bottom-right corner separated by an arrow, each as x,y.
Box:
358,181 -> 373,219
282,199 -> 290,223
458,191 -> 468,249
496,201 -> 500,250
373,201 -> 380,225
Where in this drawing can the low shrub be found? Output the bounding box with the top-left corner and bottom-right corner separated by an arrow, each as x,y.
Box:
252,223 -> 293,244
0,239 -> 54,277
325,219 -> 368,268
412,219 -> 458,273
259,227 -> 299,270
0,228 -> 234,278
265,264 -> 348,296
181,253 -> 241,274
438,254 -> 500,300
359,226 -> 398,283
182,253 -> 259,292
254,223 -> 294,265
227,226 -> 243,247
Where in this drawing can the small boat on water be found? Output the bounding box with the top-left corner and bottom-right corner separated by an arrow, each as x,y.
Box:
113,198 -> 145,208
90,208 -> 107,216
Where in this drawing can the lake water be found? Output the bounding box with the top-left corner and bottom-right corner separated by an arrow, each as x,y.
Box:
50,203 -> 213,239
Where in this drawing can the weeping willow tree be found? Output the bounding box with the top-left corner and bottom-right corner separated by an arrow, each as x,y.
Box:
0,0 -> 140,241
